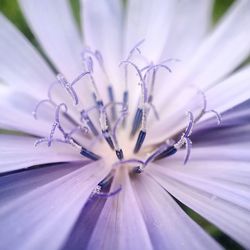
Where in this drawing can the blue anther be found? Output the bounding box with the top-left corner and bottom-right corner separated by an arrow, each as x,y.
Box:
107,85 -> 117,121
102,130 -> 115,149
81,111 -> 99,136
130,108 -> 143,137
154,145 -> 177,161
133,166 -> 143,174
97,100 -> 104,108
134,130 -> 146,153
115,149 -> 124,160
92,93 -> 97,103
80,147 -> 101,161
98,173 -> 113,188
123,91 -> 128,106
122,91 -> 129,127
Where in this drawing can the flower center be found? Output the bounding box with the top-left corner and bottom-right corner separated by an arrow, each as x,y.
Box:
33,41 -> 221,196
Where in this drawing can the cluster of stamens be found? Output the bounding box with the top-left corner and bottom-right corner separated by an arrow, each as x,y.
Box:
33,40 -> 221,198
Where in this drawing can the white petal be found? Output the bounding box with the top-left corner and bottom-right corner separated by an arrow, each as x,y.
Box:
166,142 -> 250,163
0,135 -> 82,173
19,0 -> 83,79
146,64 -> 250,146
87,168 -> 153,250
204,65 -> 250,115
124,0 -> 177,61
148,160 -> 250,248
155,0 -> 250,111
81,0 -> 123,88
0,14 -> 54,99
0,86 -> 54,136
183,0 -> 250,90
161,0 -> 213,60
0,160 -> 108,250
131,173 -> 222,250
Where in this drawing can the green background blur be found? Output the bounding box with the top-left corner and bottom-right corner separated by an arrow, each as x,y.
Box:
0,0 -> 243,249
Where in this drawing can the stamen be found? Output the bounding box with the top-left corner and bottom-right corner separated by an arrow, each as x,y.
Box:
195,89 -> 222,125
134,130 -> 146,153
56,73 -> 79,105
80,147 -> 101,161
102,129 -> 115,149
80,110 -> 99,136
112,108 -> 128,160
153,145 -> 177,161
183,137 -> 192,165
92,184 -> 122,198
122,90 -> 129,127
152,112 -> 194,163
32,99 -> 55,119
34,137 -> 67,147
130,107 -> 143,136
107,85 -> 117,120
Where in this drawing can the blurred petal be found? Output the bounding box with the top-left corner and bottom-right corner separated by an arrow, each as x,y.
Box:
193,124 -> 250,146
0,86 -> 54,136
124,0 -> 177,61
131,173 -> 222,250
161,0 -> 213,60
0,135 -> 82,173
184,0 -> 250,89
0,160 -> 108,250
81,0 -> 123,87
204,65 -> 250,114
146,65 -> 250,146
0,14 -> 54,98
87,168 -> 153,250
166,142 -> 250,163
19,0 -> 83,79
158,0 -> 250,107
148,160 -> 250,248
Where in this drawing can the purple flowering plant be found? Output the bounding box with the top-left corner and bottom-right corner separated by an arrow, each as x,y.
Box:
0,0 -> 250,249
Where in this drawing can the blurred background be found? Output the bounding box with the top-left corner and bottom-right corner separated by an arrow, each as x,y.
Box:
0,0 -> 244,249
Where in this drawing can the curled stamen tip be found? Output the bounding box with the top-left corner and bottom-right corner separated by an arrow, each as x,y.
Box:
81,126 -> 89,134
93,185 -> 122,198
56,73 -> 64,82
32,111 -> 37,119
133,166 -> 143,174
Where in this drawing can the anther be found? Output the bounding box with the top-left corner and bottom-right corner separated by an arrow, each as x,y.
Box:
102,129 -> 115,149
122,90 -> 129,127
134,130 -> 146,153
80,110 -> 99,136
132,165 -> 144,174
130,107 -> 143,137
153,145 -> 177,161
115,149 -> 124,160
80,147 -> 101,161
107,85 -> 117,120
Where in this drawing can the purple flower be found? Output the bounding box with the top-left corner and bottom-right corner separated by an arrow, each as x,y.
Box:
0,0 -> 250,249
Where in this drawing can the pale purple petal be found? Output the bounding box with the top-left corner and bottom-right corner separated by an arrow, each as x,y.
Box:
148,160 -> 250,248
0,14 -> 54,99
87,168 -> 153,250
81,0 -> 123,89
131,173 -> 222,250
19,0 -> 83,79
124,0 -> 177,61
0,135 -> 82,173
0,160 -> 108,250
161,0 -> 213,60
